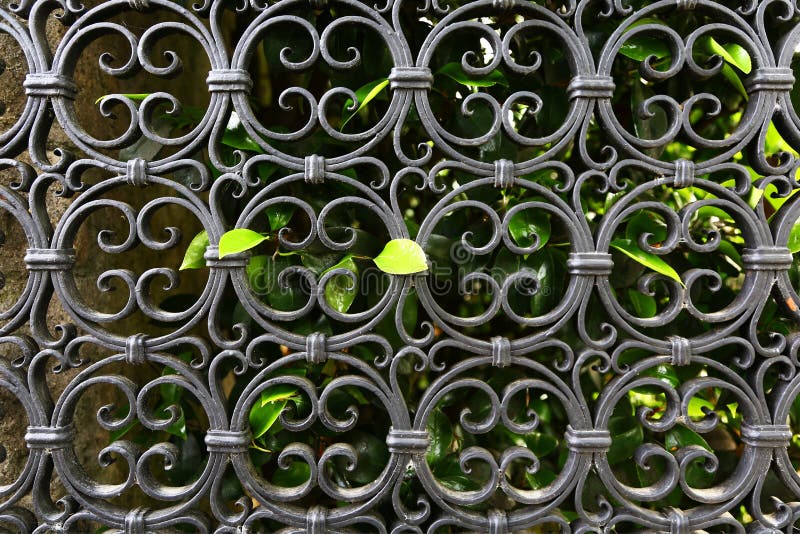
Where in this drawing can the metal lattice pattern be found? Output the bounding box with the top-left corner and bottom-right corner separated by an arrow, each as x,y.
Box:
1,0 -> 800,531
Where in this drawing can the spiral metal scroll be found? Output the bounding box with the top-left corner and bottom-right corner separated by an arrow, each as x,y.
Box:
1,0 -> 800,531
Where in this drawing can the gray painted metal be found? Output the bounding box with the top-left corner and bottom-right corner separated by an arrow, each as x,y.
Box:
0,0 -> 799,532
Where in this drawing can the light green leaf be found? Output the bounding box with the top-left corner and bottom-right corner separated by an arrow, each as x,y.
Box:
95,93 -> 151,105
219,229 -> 269,258
179,230 -> 209,270
611,238 -> 683,285
322,255 -> 358,313
373,239 -> 428,275
341,78 -> 389,130
259,384 -> 300,407
707,37 -> 751,74
789,222 -> 800,254
436,62 -> 509,88
765,121 -> 799,157
721,63 -> 747,99
688,396 -> 715,419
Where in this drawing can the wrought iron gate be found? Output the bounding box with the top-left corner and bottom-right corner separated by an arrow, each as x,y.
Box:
1,0 -> 800,531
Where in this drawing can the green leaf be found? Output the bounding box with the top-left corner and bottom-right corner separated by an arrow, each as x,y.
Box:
222,111 -> 264,153
716,240 -> 742,269
322,255 -> 358,313
219,229 -> 269,258
626,211 -> 667,246
607,416 -> 644,465
631,83 -> 668,155
248,254 -> 304,311
95,93 -> 151,105
707,37 -> 751,74
524,432 -> 558,457
508,208 -> 551,250
155,402 -> 187,440
665,424 -> 711,452
426,408 -> 453,465
526,248 -> 566,317
267,204 -> 296,232
272,460 -> 311,487
333,430 -> 389,486
789,223 -> 800,254
341,78 -> 389,130
179,230 -> 209,270
665,425 -> 714,488
765,121 -> 799,157
249,384 -> 299,439
433,454 -> 480,491
619,36 -> 671,61
721,63 -> 747,99
688,396 -> 715,419
525,467 -> 557,490
628,289 -> 657,318
610,238 -> 683,285
619,19 -> 671,62
373,239 -> 428,275
640,364 -> 679,389
436,62 -> 509,88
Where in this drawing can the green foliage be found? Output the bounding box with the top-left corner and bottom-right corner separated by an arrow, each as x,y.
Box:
99,6 -> 800,523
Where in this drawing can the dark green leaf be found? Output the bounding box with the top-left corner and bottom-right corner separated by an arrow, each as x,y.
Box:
610,238 -> 683,285
619,36 -> 670,61
426,408 -> 453,465
607,416 -> 644,465
524,432 -> 558,457
639,364 -> 679,389
267,204 -> 296,232
626,211 -> 667,246
322,255 -> 358,313
272,460 -> 311,487
628,289 -> 657,318
436,62 -> 509,88
526,248 -> 566,316
508,208 -> 551,250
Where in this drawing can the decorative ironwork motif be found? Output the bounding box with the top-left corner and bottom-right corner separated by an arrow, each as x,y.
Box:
0,0 -> 799,531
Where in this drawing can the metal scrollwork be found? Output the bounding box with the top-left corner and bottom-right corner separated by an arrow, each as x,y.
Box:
0,0 -> 799,531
